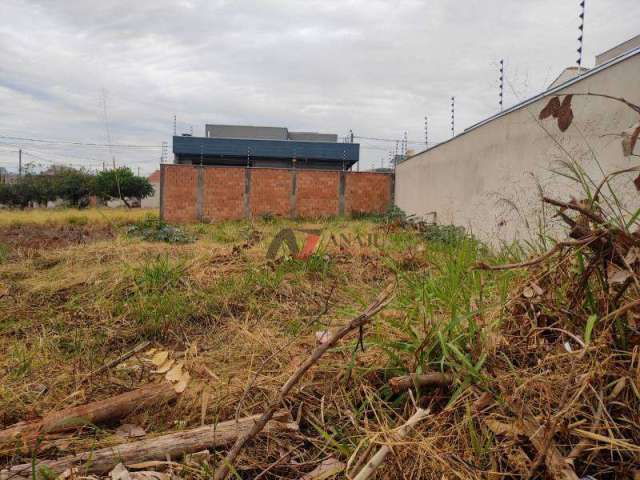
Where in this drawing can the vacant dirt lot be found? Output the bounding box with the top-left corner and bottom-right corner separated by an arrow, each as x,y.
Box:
1,207 -> 638,479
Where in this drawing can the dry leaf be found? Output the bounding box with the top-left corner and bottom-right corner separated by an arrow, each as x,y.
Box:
201,389 -> 210,425
557,95 -> 574,132
485,419 -> 521,438
300,457 -> 346,479
115,423 -> 146,438
634,173 -> 640,192
110,463 -> 132,480
185,450 -> 211,466
608,264 -> 632,284
522,287 -> 535,299
174,371 -> 191,393
539,96 -> 561,120
315,330 -> 330,344
165,362 -> 184,382
150,351 -> 169,367
152,359 -> 175,374
622,123 -> 640,157
625,247 -> 640,265
144,348 -> 157,356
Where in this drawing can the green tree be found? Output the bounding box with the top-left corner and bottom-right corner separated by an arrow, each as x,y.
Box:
0,174 -> 56,208
50,167 -> 95,207
94,167 -> 153,207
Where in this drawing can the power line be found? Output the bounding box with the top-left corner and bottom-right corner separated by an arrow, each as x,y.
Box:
354,135 -> 425,145
0,134 -> 162,149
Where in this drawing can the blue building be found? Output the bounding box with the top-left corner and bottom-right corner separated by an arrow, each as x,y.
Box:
173,124 -> 359,170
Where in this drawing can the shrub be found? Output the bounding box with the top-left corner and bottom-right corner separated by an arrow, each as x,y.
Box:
125,216 -> 195,243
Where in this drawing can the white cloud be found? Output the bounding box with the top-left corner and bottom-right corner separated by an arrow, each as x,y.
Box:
0,0 -> 638,173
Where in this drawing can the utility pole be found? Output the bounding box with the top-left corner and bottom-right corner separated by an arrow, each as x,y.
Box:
18,149 -> 22,176
349,129 -> 354,143
173,115 -> 177,136
137,167 -> 141,176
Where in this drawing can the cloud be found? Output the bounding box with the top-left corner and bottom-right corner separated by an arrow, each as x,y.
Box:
0,0 -> 638,173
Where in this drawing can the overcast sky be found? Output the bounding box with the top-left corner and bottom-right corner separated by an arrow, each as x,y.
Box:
0,0 -> 638,174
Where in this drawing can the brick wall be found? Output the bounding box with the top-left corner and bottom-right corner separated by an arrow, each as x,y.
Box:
202,167 -> 245,221
161,165 -> 393,223
345,172 -> 392,215
295,170 -> 340,218
250,169 -> 291,217
161,164 -> 198,222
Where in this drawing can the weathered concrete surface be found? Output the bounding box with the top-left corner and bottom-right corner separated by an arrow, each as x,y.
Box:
396,50 -> 640,244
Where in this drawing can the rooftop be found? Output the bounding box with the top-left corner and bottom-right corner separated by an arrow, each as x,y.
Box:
205,124 -> 338,143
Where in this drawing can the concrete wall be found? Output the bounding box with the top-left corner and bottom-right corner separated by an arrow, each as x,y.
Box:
396,50 -> 640,243
141,182 -> 160,208
160,164 -> 393,223
596,34 -> 640,65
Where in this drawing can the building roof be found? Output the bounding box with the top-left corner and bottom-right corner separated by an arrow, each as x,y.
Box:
205,124 -> 338,143
173,135 -> 359,164
148,170 -> 161,183
596,34 -> 640,65
399,42 -> 640,164
206,125 -> 288,141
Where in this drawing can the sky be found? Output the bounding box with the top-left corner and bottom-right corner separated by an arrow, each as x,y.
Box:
0,0 -> 638,174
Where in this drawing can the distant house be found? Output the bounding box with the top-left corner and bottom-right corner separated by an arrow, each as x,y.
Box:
172,124 -> 359,170
141,169 -> 161,208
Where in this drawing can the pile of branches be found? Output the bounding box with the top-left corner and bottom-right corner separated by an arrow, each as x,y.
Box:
474,193 -> 640,479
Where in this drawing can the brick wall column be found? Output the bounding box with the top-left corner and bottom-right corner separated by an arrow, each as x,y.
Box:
289,170 -> 297,217
390,173 -> 395,209
196,166 -> 204,221
243,168 -> 252,218
338,171 -> 346,215
159,163 -> 166,221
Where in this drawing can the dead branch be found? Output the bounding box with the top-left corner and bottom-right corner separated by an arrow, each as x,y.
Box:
542,196 -> 606,225
352,408 -> 430,480
592,165 -> 640,204
0,382 -> 176,450
79,341 -> 150,384
388,372 -> 453,393
212,282 -> 395,480
476,235 -> 599,271
0,410 -> 296,479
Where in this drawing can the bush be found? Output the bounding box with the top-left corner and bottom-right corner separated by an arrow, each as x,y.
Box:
125,216 -> 195,243
422,224 -> 468,244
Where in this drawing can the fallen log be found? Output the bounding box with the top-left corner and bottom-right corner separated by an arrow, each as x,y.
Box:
0,382 -> 176,449
0,410 -> 296,479
388,372 -> 453,393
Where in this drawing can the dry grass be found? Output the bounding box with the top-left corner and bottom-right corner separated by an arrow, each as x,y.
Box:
0,207 -> 154,227
1,206 -> 638,479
